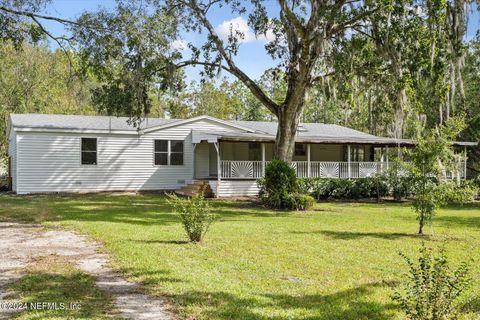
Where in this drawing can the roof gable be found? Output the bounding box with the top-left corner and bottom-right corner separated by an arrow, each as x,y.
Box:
142,115 -> 260,134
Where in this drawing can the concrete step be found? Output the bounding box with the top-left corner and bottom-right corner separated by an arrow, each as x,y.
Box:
175,180 -> 214,198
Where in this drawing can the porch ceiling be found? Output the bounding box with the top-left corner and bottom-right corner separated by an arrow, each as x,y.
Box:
192,130 -> 414,146
191,130 -> 477,147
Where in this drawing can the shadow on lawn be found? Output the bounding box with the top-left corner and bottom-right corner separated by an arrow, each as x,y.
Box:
128,239 -> 190,245
8,269 -> 113,319
293,230 -> 425,241
434,215 -> 480,230
174,281 -> 397,320
119,267 -> 185,286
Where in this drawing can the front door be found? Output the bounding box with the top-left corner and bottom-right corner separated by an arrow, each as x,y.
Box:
209,144 -> 218,177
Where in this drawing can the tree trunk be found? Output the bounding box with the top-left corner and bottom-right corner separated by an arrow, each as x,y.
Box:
418,217 -> 424,234
274,103 -> 303,161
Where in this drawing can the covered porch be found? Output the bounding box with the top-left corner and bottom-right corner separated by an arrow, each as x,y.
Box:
191,131 -> 470,197
193,141 -> 468,181
194,140 -> 403,180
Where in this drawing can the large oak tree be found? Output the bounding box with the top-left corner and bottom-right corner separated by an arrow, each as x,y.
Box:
160,0 -> 377,160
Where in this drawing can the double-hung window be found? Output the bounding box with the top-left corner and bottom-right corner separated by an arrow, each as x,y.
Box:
154,140 -> 184,165
81,138 -> 97,165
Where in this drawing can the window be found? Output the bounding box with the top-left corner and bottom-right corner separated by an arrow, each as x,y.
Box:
248,142 -> 261,161
81,138 -> 97,165
295,143 -> 306,156
170,140 -> 184,165
154,140 -> 184,165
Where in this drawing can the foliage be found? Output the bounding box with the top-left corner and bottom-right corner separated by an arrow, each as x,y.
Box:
167,192 -> 216,243
384,161 -> 413,201
393,243 -> 472,320
258,160 -> 313,210
0,41 -> 96,164
72,1 -> 182,124
300,177 -> 390,200
282,193 -> 315,211
406,117 -> 468,234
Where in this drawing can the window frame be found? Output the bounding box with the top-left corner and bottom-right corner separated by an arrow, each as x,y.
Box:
80,137 -> 98,166
153,139 -> 184,166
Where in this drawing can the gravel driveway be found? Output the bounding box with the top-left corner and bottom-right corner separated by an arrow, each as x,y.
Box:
0,222 -> 176,320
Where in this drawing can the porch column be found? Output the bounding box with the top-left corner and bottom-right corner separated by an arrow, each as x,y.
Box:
347,145 -> 351,179
464,146 -> 468,180
386,146 -> 389,170
261,143 -> 266,176
192,143 -> 197,180
214,142 -> 221,198
307,144 -> 311,177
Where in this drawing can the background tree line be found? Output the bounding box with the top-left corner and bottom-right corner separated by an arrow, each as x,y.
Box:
1,0 -> 479,172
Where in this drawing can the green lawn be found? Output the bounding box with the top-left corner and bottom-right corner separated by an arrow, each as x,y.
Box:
1,194 -> 480,319
8,255 -> 114,319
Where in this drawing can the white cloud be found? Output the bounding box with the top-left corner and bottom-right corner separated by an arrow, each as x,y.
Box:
216,17 -> 275,44
170,39 -> 188,50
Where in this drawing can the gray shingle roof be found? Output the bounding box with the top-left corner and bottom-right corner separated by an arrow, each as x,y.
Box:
9,114 -> 178,131
233,120 -> 380,139
10,114 -> 382,140
9,113 -> 476,146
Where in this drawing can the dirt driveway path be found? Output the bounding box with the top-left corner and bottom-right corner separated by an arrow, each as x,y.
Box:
0,222 -> 176,320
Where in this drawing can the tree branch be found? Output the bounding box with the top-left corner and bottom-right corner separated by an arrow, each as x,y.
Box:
157,60 -> 232,73
0,5 -> 107,31
185,0 -> 280,114
310,71 -> 336,85
278,0 -> 306,37
330,7 -> 379,36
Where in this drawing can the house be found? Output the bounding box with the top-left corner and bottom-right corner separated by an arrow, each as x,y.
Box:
7,113 -> 476,196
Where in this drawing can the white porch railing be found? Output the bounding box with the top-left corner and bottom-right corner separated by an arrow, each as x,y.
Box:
220,160 -> 466,179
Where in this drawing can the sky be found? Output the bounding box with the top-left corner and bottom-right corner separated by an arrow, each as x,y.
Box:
40,0 -> 480,83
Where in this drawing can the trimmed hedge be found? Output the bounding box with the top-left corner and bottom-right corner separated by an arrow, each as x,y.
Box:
298,176 -> 411,200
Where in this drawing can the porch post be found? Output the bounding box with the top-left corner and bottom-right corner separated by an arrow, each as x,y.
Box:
386,146 -> 389,170
347,145 -> 351,179
261,143 -> 266,176
307,144 -> 311,178
214,142 -> 221,198
464,146 -> 468,180
192,143 -> 197,180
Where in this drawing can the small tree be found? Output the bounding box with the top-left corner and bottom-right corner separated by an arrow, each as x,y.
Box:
167,192 -> 216,243
393,243 -> 472,320
406,117 -> 466,234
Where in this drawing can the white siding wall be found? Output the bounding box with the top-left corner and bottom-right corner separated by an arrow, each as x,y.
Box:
8,129 -> 17,191
16,119 -> 242,194
209,180 -> 260,197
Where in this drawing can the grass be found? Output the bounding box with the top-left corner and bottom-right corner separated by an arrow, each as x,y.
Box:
6,255 -> 114,319
1,193 -> 480,319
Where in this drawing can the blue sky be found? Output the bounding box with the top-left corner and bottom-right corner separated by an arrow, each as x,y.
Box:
41,0 -> 480,83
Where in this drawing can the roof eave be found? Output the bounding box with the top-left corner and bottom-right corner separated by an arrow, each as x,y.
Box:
13,127 -> 141,135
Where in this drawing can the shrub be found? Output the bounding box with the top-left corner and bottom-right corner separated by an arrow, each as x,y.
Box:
439,181 -> 477,204
385,162 -> 413,200
283,193 -> 315,211
167,193 -> 216,242
258,160 -> 313,210
393,244 -> 472,320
